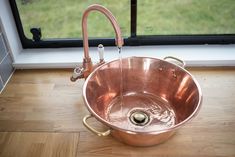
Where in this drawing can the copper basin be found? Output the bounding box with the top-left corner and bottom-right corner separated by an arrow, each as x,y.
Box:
83,56 -> 202,146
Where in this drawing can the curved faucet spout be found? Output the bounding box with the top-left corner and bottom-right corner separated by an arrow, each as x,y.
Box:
71,4 -> 124,81
82,4 -> 124,59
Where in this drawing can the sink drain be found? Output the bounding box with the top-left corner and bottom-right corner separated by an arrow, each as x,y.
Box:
129,110 -> 150,126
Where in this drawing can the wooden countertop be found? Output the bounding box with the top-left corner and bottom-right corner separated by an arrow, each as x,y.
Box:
0,69 -> 234,157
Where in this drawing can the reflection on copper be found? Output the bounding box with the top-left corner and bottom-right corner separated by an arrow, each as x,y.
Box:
83,57 -> 202,146
175,75 -> 191,100
143,59 -> 151,71
94,75 -> 102,87
186,90 -> 197,104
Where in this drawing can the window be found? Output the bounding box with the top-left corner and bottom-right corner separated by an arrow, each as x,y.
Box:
10,0 -> 235,48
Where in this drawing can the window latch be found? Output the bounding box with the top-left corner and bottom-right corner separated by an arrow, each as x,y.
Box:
30,27 -> 42,42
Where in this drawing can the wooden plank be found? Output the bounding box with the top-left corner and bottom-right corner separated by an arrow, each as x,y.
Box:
0,132 -> 79,157
0,70 -> 87,132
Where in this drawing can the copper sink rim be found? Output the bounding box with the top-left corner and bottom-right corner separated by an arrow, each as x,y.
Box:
82,56 -> 203,134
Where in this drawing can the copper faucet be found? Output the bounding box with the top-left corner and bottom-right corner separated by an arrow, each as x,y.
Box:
71,4 -> 124,81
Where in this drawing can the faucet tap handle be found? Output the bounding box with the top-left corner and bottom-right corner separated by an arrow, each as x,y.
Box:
70,66 -> 84,82
98,44 -> 104,63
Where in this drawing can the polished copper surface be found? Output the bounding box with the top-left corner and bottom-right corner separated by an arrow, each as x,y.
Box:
81,4 -> 123,79
83,57 -> 202,146
71,4 -> 124,81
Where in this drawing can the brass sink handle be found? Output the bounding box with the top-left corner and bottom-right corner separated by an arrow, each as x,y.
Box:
163,56 -> 186,68
83,115 -> 111,137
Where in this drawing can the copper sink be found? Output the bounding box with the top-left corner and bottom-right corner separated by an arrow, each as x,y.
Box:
71,4 -> 202,147
82,56 -> 202,146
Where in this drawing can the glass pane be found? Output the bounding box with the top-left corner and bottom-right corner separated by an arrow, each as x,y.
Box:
16,0 -> 130,39
137,0 -> 235,35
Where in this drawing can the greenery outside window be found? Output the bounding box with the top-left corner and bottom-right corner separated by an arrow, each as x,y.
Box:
10,0 -> 235,48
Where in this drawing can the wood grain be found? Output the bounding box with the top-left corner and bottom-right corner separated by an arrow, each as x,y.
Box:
0,132 -> 79,157
0,69 -> 235,157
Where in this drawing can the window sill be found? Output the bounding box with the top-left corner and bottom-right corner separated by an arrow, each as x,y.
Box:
13,44 -> 235,69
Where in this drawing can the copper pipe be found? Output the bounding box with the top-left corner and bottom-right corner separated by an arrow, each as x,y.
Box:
82,4 -> 124,73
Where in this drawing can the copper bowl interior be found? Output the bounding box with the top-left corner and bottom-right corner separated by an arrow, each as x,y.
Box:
83,57 -> 202,133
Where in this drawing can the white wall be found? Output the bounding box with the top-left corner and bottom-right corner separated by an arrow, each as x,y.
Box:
0,0 -> 22,61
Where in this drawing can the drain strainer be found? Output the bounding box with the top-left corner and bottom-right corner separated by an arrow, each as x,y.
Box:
129,110 -> 150,126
